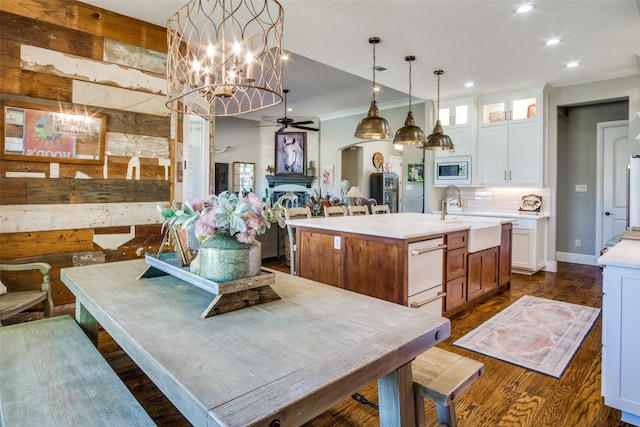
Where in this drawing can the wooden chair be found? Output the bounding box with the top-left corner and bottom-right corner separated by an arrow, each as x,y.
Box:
348,205 -> 369,216
412,347 -> 484,427
0,262 -> 54,326
323,206 -> 347,217
284,207 -> 311,276
371,204 -> 391,214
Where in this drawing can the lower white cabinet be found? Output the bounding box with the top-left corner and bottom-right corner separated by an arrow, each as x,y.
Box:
511,217 -> 547,274
601,260 -> 640,426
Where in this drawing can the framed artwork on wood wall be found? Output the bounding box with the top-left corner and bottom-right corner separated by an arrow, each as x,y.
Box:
1,100 -> 106,165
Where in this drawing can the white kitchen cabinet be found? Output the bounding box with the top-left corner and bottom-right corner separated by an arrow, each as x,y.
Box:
599,242 -> 640,426
478,88 -> 545,186
436,96 -> 474,158
511,216 -> 546,274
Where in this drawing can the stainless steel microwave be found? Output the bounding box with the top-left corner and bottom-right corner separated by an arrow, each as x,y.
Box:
434,156 -> 471,186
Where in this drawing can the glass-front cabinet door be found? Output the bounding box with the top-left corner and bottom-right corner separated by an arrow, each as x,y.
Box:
436,96 -> 474,157
480,91 -> 538,126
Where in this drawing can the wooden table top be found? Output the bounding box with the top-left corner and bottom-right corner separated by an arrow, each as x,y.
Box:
62,259 -> 450,426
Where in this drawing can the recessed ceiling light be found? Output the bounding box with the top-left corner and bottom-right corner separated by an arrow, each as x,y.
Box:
566,61 -> 581,68
545,38 -> 561,46
464,82 -> 475,88
516,3 -> 534,13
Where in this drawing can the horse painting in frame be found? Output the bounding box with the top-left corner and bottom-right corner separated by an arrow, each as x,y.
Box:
275,132 -> 306,176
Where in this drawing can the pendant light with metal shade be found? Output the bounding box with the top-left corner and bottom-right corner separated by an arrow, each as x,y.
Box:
354,37 -> 392,140
393,56 -> 427,146
422,70 -> 454,151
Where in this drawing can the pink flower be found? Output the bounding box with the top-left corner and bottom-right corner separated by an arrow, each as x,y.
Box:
195,209 -> 217,238
191,197 -> 206,211
236,229 -> 257,244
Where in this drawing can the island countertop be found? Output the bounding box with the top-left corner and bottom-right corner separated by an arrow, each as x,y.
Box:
598,239 -> 640,269
287,212 -> 514,240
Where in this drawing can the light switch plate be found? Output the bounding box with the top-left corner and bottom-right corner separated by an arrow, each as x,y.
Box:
575,185 -> 587,192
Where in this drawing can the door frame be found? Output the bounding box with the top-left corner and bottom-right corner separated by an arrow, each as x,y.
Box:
595,119 -> 628,254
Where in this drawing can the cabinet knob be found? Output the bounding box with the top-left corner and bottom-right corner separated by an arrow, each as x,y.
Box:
605,211 -> 612,216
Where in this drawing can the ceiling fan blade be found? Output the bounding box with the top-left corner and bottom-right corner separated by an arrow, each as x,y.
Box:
277,125 -> 287,133
293,124 -> 319,132
291,120 -> 314,126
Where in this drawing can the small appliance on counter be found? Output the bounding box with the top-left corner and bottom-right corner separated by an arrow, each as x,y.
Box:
519,194 -> 542,214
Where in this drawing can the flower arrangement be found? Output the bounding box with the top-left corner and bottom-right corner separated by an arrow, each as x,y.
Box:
158,191 -> 285,244
305,189 -> 344,216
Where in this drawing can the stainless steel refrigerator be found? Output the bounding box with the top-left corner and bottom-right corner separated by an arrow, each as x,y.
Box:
628,155 -> 640,229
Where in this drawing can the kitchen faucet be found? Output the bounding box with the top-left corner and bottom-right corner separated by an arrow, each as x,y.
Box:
441,185 -> 462,220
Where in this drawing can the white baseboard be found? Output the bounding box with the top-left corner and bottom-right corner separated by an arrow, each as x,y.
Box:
544,261 -> 558,272
555,251 -> 599,266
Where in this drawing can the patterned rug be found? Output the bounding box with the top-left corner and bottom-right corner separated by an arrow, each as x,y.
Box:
453,295 -> 600,378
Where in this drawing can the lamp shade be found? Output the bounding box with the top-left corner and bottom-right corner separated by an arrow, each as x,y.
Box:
347,186 -> 364,198
166,0 -> 284,117
421,70 -> 454,151
355,37 -> 392,140
354,101 -> 393,139
393,111 -> 427,146
423,119 -> 454,150
393,55 -> 426,146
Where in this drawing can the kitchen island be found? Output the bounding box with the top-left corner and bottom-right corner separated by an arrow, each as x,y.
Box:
598,238 -> 640,426
288,212 -> 514,316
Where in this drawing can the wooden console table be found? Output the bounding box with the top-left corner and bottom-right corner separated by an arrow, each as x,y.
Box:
61,259 -> 450,427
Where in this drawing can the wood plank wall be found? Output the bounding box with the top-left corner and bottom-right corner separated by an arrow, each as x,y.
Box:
0,0 -> 180,305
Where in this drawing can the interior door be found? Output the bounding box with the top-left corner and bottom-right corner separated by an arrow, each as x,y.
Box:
602,122 -> 629,245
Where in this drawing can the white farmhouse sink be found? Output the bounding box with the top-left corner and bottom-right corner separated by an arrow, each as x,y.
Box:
464,221 -> 502,253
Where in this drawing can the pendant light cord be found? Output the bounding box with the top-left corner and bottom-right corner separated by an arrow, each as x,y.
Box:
408,59 -> 413,112
372,41 -> 377,104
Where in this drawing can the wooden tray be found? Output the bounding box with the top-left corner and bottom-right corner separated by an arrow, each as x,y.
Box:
139,253 -> 279,317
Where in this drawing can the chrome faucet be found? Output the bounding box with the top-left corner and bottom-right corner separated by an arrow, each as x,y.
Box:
441,185 -> 462,220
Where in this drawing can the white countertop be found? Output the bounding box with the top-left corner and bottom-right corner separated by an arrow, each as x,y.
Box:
287,212 -> 513,240
598,239 -> 640,269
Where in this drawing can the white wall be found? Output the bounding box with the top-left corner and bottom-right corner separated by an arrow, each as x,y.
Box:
547,74 -> 640,268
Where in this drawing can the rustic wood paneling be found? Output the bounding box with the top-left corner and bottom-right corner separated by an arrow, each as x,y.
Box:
0,39 -> 21,69
0,10 -> 103,60
106,133 -> 170,158
0,1 -> 166,54
105,156 -> 170,181
103,39 -> 166,75
21,45 -> 165,95
66,2 -> 167,53
105,111 -> 170,138
0,1 -> 68,27
0,178 -> 170,205
0,229 -> 94,259
0,202 -> 164,233
72,81 -> 169,116
0,67 -> 72,100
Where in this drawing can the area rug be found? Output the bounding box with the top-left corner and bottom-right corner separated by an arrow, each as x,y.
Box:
453,295 -> 600,378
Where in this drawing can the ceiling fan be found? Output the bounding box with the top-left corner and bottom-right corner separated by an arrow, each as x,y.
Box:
272,89 -> 319,133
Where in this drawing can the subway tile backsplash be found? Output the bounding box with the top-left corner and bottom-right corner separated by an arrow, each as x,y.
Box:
455,187 -> 550,215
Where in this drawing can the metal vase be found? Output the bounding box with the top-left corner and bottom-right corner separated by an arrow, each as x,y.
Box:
190,232 -> 261,282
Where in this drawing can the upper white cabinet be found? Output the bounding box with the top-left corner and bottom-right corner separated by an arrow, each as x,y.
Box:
435,96 -> 475,158
478,87 -> 546,186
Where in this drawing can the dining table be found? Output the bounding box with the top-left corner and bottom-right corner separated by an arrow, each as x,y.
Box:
61,259 -> 450,427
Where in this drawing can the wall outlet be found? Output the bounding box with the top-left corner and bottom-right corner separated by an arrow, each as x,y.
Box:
575,239 -> 581,247
575,185 -> 588,192
334,236 -> 341,250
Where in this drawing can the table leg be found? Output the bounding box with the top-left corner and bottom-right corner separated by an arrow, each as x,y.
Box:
378,362 -> 416,427
75,302 -> 99,346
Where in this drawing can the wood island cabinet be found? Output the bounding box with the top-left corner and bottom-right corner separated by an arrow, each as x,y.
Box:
443,231 -> 468,315
467,247 -> 499,300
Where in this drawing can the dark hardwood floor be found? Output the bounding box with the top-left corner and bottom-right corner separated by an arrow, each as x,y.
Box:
94,260 -> 631,426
